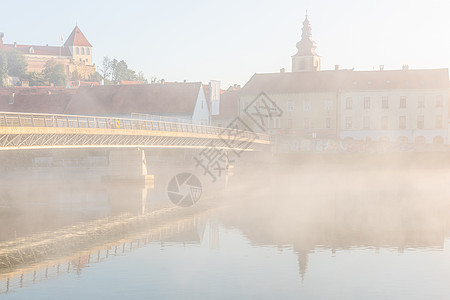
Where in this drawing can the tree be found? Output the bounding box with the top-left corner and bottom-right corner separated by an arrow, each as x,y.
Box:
71,70 -> 82,81
0,51 -> 7,87
100,56 -> 112,81
5,50 -> 27,78
43,59 -> 65,86
26,72 -> 49,86
99,56 -> 148,84
88,71 -> 103,82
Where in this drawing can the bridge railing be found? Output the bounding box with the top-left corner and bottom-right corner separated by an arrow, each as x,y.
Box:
0,112 -> 270,141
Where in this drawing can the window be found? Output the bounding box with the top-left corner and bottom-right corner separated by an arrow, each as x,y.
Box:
346,97 -> 352,109
287,101 -> 294,112
400,96 -> 406,108
363,116 -> 370,129
364,97 -> 370,109
436,115 -> 443,129
86,48 -> 90,55
81,48 -> 85,55
303,100 -> 311,112
382,96 -> 389,109
345,117 -> 352,129
381,116 -> 389,130
325,118 -> 331,128
436,95 -> 443,108
76,47 -> 79,54
418,96 -> 425,108
274,117 -> 281,129
325,100 -> 332,111
417,115 -> 424,129
287,119 -> 292,129
304,119 -> 310,129
399,116 -> 406,129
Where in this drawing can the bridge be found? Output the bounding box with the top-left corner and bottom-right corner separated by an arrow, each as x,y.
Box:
0,112 -> 270,151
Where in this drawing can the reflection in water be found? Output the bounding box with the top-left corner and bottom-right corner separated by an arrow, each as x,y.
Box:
1,160 -> 450,297
221,165 -> 450,280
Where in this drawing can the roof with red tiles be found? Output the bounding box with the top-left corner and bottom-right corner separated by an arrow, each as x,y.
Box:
213,87 -> 239,119
65,83 -> 202,115
241,69 -> 449,95
0,44 -> 72,56
0,88 -> 76,113
64,26 -> 92,47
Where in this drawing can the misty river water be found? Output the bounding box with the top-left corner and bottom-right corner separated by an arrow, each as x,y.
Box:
1,154 -> 450,299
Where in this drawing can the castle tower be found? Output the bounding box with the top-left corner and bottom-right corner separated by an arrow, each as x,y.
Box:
64,26 -> 93,66
292,11 -> 321,72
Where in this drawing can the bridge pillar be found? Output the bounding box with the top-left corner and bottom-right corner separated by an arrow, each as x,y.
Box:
103,149 -> 154,186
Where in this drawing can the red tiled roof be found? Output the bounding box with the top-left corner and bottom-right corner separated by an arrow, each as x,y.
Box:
68,81 -> 100,88
1,44 -> 72,56
0,88 -> 76,113
65,83 -> 202,115
64,26 -> 92,47
120,81 -> 144,85
213,87 -> 239,119
241,69 -> 449,95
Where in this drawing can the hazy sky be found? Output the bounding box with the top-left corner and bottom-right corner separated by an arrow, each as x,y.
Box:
2,0 -> 450,87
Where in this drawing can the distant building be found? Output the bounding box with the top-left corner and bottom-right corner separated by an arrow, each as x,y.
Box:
239,13 -> 449,145
0,26 -> 95,79
212,85 -> 240,128
292,11 -> 321,72
0,87 -> 76,114
65,82 -> 210,125
339,68 -> 449,144
240,71 -> 345,138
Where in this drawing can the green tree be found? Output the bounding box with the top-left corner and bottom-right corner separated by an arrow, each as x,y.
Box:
71,70 -> 82,81
88,71 -> 103,82
43,59 -> 66,86
100,56 -> 112,81
5,50 -> 27,78
27,72 -> 49,86
0,51 -> 7,87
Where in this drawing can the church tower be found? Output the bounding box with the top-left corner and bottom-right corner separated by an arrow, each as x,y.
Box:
292,11 -> 321,72
64,26 -> 93,66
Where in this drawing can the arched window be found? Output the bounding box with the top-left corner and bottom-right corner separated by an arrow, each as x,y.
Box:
415,136 -> 426,144
433,136 -> 444,144
86,48 -> 90,55
81,48 -> 85,55
397,136 -> 408,143
76,47 -> 79,54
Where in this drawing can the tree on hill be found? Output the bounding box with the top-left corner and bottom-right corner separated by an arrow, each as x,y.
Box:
0,49 -> 28,87
99,56 -> 147,84
88,71 -> 103,82
0,51 -> 7,87
5,50 -> 27,78
43,59 -> 65,86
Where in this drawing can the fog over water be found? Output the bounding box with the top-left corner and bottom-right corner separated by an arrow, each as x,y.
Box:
1,153 -> 450,299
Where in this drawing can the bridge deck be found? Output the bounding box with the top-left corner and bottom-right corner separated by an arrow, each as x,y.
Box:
0,112 -> 270,150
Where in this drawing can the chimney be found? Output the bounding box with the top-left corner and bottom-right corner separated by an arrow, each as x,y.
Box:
335,65 -> 340,71
280,68 -> 286,73
379,65 -> 384,71
402,65 -> 409,70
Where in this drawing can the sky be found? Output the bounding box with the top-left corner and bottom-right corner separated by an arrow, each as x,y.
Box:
1,0 -> 450,88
